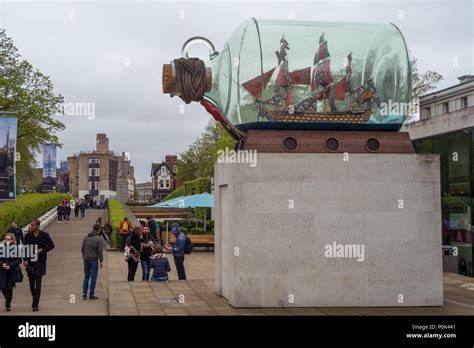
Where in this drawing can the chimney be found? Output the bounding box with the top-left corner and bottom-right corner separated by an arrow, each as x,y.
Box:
165,155 -> 177,167
458,75 -> 474,84
96,133 -> 109,153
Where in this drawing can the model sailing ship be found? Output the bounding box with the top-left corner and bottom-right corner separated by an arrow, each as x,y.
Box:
242,33 -> 379,125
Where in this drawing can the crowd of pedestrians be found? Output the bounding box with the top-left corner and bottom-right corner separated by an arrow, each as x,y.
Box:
120,218 -> 192,282
1,197 -> 193,313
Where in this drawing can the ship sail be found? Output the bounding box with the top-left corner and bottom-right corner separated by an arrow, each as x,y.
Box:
312,34 -> 333,90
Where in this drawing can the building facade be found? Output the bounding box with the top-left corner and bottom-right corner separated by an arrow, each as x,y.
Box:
151,155 -> 183,201
68,133 -> 135,202
404,75 -> 474,277
135,182 -> 153,202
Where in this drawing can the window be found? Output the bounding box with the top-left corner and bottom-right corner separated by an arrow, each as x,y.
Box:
462,96 -> 468,109
443,102 -> 449,114
173,165 -> 177,173
88,181 -> 99,190
89,158 -> 100,164
89,168 -> 100,177
159,180 -> 164,188
165,179 -> 170,188
161,166 -> 167,175
422,107 -> 431,119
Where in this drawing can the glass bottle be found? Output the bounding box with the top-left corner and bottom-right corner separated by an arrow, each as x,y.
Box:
163,18 -> 411,135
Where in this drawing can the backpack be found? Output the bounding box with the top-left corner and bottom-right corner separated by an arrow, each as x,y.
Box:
184,234 -> 193,254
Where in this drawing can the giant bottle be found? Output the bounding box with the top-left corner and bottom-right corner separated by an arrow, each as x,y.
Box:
163,18 -> 411,139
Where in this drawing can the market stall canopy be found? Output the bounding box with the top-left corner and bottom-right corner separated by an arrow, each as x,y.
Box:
148,193 -> 214,209
148,196 -> 185,208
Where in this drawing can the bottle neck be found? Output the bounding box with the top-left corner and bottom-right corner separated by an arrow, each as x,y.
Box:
162,58 -> 212,104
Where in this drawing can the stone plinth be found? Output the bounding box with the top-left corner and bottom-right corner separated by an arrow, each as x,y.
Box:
214,153 -> 443,307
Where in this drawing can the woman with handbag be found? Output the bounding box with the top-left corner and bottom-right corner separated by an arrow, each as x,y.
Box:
0,233 -> 22,312
125,227 -> 142,281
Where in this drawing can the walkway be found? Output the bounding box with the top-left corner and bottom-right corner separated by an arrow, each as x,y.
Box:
107,251 -> 474,316
2,209 -> 109,315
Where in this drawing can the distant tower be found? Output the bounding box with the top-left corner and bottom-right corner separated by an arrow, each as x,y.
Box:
96,133 -> 109,153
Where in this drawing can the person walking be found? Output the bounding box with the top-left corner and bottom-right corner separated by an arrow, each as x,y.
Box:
57,203 -> 64,224
64,202 -> 71,224
103,222 -> 112,246
150,245 -> 171,282
74,199 -> 79,219
81,224 -> 104,300
23,219 -> 55,311
119,217 -> 130,252
167,223 -> 187,280
125,227 -> 141,281
140,224 -> 155,281
147,217 -> 157,241
0,233 -> 22,311
95,216 -> 108,242
79,200 -> 86,219
7,220 -> 24,245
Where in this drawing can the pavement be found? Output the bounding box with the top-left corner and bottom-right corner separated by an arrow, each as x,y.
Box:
107,252 -> 474,316
1,209 -> 109,315
1,208 -> 474,315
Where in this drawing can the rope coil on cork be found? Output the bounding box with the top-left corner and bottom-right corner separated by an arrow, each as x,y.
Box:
173,57 -> 208,104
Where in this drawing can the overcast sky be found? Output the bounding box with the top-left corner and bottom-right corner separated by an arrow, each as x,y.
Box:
1,0 -> 473,182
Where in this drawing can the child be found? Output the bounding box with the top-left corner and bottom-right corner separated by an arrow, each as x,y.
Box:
149,245 -> 171,282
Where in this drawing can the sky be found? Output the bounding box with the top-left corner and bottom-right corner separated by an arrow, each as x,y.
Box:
0,0 -> 473,183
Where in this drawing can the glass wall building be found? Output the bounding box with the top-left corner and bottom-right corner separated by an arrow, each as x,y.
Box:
405,75 -> 474,277
413,131 -> 473,276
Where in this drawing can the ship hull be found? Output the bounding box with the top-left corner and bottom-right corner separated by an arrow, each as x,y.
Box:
269,110 -> 371,124
236,121 -> 403,133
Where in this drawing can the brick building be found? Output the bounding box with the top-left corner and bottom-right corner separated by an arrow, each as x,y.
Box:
151,155 -> 183,201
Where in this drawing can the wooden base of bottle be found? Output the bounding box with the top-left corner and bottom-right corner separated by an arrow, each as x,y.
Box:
236,130 -> 415,154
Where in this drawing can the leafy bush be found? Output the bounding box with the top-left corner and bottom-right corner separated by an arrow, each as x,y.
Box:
126,202 -> 156,206
0,193 -> 70,238
162,177 -> 211,202
108,199 -> 127,249
180,227 -> 188,233
190,227 -> 207,235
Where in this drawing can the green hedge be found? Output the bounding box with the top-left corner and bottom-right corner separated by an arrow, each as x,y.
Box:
108,199 -> 127,249
190,227 -> 208,235
0,193 -> 70,238
162,177 -> 211,202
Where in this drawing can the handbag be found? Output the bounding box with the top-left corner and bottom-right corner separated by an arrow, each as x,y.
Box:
15,266 -> 24,283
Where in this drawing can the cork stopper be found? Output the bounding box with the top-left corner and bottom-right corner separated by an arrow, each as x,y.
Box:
162,60 -> 212,97
162,63 -> 175,94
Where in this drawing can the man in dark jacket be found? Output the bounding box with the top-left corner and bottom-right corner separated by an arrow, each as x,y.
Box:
23,219 -> 55,311
147,217 -> 157,240
81,224 -> 104,300
170,223 -> 187,280
7,220 -> 24,244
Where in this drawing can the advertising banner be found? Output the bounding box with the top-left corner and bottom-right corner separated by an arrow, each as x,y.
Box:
59,160 -> 70,193
42,144 -> 57,192
0,114 -> 18,200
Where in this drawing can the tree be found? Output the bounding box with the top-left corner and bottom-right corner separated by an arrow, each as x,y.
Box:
409,56 -> 443,119
176,120 -> 235,182
0,29 -> 65,192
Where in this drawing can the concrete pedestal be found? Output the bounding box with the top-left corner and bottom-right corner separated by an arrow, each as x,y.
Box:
214,153 -> 443,307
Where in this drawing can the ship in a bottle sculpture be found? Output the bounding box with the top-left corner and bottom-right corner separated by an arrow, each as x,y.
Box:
163,19 -> 411,142
245,33 -> 378,125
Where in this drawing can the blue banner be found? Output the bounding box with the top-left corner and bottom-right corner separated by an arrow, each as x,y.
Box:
0,114 -> 17,200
